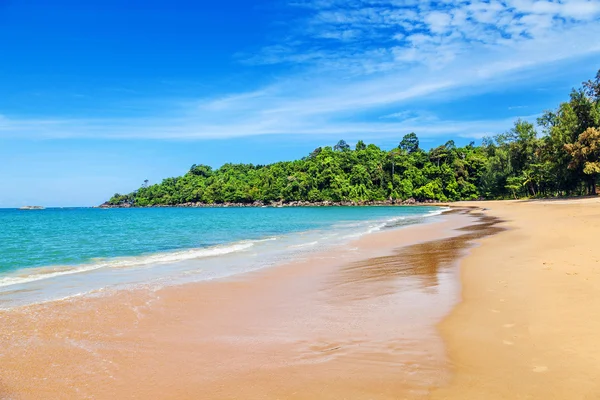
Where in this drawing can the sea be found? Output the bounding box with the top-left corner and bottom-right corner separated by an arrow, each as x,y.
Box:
0,206 -> 444,308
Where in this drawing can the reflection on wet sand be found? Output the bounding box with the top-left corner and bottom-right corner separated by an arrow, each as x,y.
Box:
331,211 -> 504,300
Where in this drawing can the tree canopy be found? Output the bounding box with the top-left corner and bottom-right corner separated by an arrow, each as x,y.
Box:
399,133 -> 419,154
107,70 -> 600,207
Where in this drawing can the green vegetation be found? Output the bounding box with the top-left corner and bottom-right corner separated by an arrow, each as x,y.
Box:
107,70 -> 600,207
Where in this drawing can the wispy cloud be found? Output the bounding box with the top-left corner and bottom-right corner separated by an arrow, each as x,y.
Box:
0,110 -> 542,143
2,0 -> 600,141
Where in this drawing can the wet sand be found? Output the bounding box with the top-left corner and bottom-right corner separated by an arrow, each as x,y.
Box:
0,210 -> 499,399
432,198 -> 600,399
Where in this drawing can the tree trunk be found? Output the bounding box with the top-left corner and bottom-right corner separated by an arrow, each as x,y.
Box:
529,183 -> 536,197
391,162 -> 395,196
585,178 -> 596,195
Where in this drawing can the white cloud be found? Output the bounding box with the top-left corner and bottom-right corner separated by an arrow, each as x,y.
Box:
424,11 -> 451,33
0,111 -> 541,143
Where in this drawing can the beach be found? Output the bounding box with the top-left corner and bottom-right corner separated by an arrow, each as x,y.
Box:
1,199 -> 600,398
433,198 -> 600,399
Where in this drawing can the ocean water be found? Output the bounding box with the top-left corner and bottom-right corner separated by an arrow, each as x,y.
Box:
0,206 -> 443,308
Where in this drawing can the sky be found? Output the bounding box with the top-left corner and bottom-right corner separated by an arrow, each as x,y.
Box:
1,0 -> 600,207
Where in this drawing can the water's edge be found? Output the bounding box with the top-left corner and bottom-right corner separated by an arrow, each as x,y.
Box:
0,206 -> 448,309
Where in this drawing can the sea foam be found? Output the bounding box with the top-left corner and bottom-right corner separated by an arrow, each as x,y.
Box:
0,241 -> 256,288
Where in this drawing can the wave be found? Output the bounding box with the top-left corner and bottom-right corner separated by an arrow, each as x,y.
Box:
382,206 -> 449,227
341,206 -> 448,239
287,241 -> 319,249
0,241 -> 257,289
0,207 -> 449,294
426,206 -> 451,216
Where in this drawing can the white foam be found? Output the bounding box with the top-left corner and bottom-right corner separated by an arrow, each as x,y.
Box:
0,207 -> 449,303
342,206 -> 447,239
288,241 -> 319,249
0,241 -> 256,288
426,207 -> 451,216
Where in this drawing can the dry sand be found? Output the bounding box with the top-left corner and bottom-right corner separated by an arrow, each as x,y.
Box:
1,199 -> 599,399
433,197 -> 600,399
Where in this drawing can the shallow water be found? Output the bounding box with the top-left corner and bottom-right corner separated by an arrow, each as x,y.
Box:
0,206 -> 442,307
0,210 -> 496,400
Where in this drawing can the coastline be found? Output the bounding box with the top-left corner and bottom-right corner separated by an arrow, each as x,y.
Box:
4,200 -> 597,398
0,206 -> 446,308
97,198 -> 446,208
0,208 -> 491,399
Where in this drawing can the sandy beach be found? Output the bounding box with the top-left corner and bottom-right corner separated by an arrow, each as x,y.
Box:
433,198 -> 600,399
2,199 -> 600,399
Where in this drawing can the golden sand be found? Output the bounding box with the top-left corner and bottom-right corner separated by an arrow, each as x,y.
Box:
2,199 -> 599,399
432,198 -> 600,399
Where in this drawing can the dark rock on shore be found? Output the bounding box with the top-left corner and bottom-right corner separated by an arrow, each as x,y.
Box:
97,197 -> 443,209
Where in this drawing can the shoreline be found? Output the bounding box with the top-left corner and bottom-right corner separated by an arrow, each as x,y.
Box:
0,206 -> 447,309
11,199 -> 596,399
0,208 -> 493,399
97,199 -> 447,208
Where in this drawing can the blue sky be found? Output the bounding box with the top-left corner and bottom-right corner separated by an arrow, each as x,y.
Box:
2,0 -> 600,207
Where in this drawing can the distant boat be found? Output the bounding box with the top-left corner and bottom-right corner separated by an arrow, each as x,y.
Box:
19,206 -> 45,210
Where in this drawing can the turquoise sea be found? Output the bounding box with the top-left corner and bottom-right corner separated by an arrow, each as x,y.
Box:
0,206 -> 443,308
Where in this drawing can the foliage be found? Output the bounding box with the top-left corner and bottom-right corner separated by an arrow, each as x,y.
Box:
564,127 -> 600,194
108,70 -> 600,206
399,132 -> 419,154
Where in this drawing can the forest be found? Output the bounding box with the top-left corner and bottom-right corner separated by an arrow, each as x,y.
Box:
107,70 -> 600,206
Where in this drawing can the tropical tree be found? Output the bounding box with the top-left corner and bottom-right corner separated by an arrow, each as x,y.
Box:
564,127 -> 600,194
104,68 -> 600,207
355,140 -> 367,151
334,140 -> 350,152
399,133 -> 419,154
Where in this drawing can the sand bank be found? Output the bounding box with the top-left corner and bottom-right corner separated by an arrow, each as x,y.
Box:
0,210 -> 493,399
